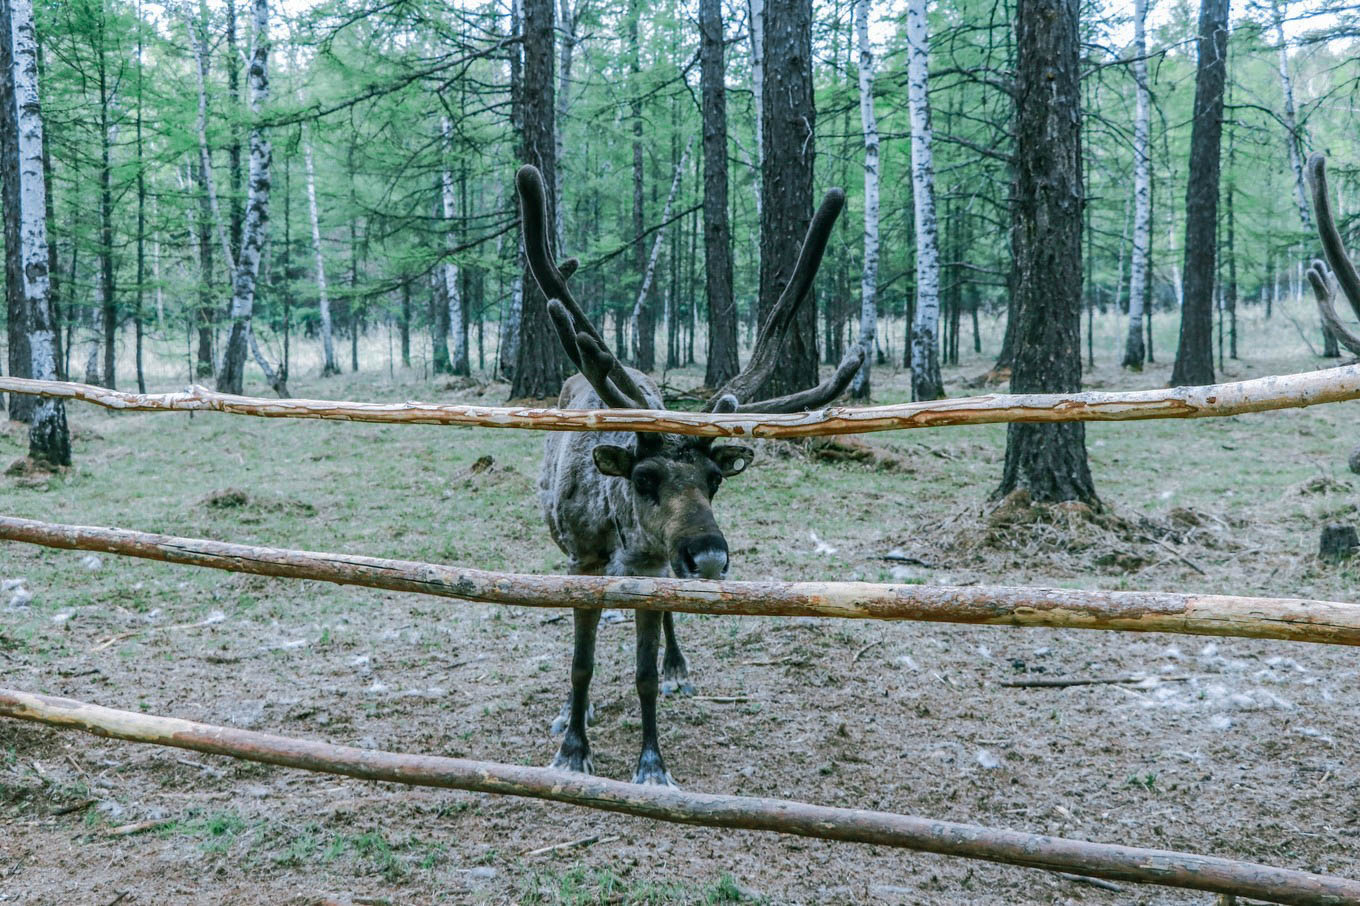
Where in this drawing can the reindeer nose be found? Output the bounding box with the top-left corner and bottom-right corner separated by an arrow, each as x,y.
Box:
675,533 -> 729,580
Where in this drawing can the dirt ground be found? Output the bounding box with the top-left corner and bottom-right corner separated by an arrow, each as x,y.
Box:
2,307 -> 1359,905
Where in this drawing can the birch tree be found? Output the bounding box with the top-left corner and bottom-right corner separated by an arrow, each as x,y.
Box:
219,0 -> 285,396
630,137 -> 692,363
441,115 -> 468,375
1123,0 -> 1152,369
304,143 -> 339,376
1,0 -> 68,464
906,0 -> 942,401
849,0 -> 878,400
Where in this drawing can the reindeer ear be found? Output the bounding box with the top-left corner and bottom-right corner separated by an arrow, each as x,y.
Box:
711,445 -> 755,478
592,444 -> 636,477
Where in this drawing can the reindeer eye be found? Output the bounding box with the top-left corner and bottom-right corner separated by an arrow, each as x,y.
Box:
632,463 -> 662,502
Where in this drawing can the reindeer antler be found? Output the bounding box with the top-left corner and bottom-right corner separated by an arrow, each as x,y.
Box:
1306,154 -> 1360,354
517,165 -> 649,409
705,189 -> 865,413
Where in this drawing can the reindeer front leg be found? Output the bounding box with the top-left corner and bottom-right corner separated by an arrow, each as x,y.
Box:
550,607 -> 601,774
633,610 -> 675,786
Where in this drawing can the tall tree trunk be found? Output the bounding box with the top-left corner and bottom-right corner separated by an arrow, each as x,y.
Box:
629,0 -> 655,371
441,115 -> 468,376
849,0 -> 878,400
227,0 -> 243,262
134,0 -> 146,394
748,0 -> 764,240
631,138 -> 692,365
995,0 -> 1095,505
0,0 -> 26,420
1271,1 -> 1310,231
1123,0 -> 1151,370
699,0 -> 737,388
1,0 -> 67,463
905,0 -> 942,401
759,0 -> 818,396
1171,0 -> 1229,387
194,157 -> 215,378
553,0 -> 579,252
97,39 -> 116,391
499,0 -> 524,382
304,143 -> 339,376
399,279 -> 411,367
219,0 -> 284,397
510,0 -> 564,398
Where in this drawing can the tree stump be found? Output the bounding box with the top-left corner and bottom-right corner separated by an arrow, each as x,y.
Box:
1348,445 -> 1360,476
1318,525 -> 1359,562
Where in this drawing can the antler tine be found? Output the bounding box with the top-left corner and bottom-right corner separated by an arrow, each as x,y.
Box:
1307,154 -> 1360,322
1308,260 -> 1360,356
515,165 -> 647,406
735,345 -> 865,414
547,299 -> 642,408
706,188 -> 847,410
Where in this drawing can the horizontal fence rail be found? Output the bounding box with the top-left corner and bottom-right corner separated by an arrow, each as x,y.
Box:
2,367 -> 1359,437
4,516 -> 1359,646
2,689 -> 1355,906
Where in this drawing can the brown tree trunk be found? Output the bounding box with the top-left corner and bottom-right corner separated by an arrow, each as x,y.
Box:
0,6 -> 30,422
1171,0 -> 1229,387
194,158 -> 215,379
995,0 -> 1096,506
699,0 -> 737,389
758,0 -> 818,397
629,0 -> 652,372
509,0 -> 564,399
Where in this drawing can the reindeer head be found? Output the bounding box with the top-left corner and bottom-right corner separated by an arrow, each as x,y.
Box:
516,164 -> 864,580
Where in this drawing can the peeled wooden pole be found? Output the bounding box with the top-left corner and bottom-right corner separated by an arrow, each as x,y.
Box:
1,367 -> 1358,438
4,516 -> 1360,646
1,690 -> 1354,905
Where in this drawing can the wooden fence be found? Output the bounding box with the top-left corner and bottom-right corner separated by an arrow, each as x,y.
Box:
4,371 -> 1360,904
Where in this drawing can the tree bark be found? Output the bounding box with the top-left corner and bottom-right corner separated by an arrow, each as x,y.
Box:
1170,0 -> 1229,387
1,0 -> 66,463
0,0 -> 27,421
219,0 -> 283,397
441,115 -> 468,376
303,143 -> 339,376
995,0 -> 1096,505
630,139 -> 691,367
849,0 -> 878,401
699,0 -> 738,389
509,0 -> 565,399
499,0 -> 524,382
629,0 -> 653,372
758,0 -> 818,397
553,0 -> 579,252
1123,0 -> 1151,370
905,0 -> 942,401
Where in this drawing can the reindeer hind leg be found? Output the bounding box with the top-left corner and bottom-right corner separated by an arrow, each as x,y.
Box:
660,611 -> 694,696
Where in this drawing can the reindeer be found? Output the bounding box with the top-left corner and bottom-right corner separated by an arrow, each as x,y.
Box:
1304,154 -> 1360,473
515,165 -> 865,786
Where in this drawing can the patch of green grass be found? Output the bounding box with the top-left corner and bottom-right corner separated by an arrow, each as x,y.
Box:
518,867 -> 757,906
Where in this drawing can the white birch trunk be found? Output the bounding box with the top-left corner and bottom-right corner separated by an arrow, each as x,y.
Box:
630,137 -> 692,364
905,0 -> 941,401
188,5 -> 235,275
224,0 -> 282,395
441,115 -> 467,375
1272,2 -> 1311,229
304,143 -> 339,376
1124,0 -> 1152,368
8,0 -> 67,462
850,0 -> 879,399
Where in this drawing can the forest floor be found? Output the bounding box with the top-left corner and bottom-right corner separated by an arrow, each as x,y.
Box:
2,312 -> 1360,905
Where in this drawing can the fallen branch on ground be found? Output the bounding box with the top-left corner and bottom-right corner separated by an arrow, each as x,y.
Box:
2,689 -> 1355,906
1,366 -> 1358,438
3,516 -> 1360,646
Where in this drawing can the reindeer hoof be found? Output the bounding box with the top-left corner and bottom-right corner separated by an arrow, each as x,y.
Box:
550,743 -> 593,775
632,751 -> 676,787
661,658 -> 693,696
